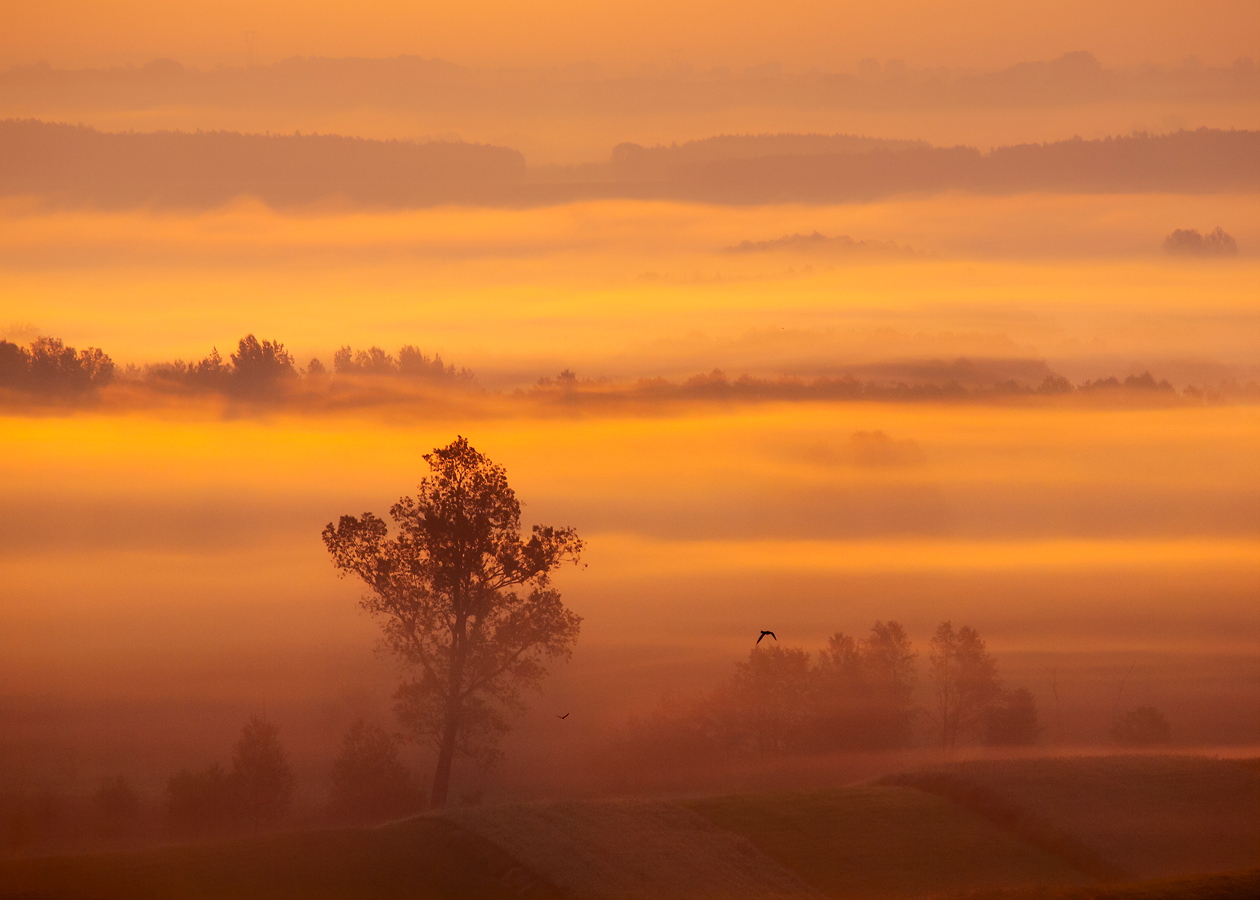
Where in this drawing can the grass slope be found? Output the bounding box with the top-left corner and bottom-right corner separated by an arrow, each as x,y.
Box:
0,815 -> 558,900
885,756 -> 1260,880
447,798 -> 820,900
951,868 -> 1260,900
685,785 -> 1090,899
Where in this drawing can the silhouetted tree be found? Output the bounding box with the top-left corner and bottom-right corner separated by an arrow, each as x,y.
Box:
860,621 -> 919,746
230,716 -> 295,830
329,720 -> 419,822
929,621 -> 1001,751
91,776 -> 141,839
1163,226 -> 1238,257
812,621 -> 918,750
984,687 -> 1042,746
1111,706 -> 1171,746
713,645 -> 813,755
0,336 -> 114,396
322,437 -> 583,807
334,345 -> 397,375
230,334 -> 295,395
165,763 -> 235,835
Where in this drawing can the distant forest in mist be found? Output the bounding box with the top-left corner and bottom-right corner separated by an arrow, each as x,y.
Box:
2,51 -> 1255,116
3,333 -> 1256,413
1,119 -> 1257,208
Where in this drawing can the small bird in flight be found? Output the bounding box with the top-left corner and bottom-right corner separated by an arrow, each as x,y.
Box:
557,713 -> 570,719
757,630 -> 777,644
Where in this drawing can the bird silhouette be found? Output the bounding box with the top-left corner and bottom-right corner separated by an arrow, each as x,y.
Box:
757,630 -> 777,644
557,713 -> 569,719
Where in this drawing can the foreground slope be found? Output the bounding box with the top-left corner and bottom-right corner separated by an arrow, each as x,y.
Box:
685,786 -> 1088,899
884,756 -> 1260,880
0,815 -> 557,900
1,756 -> 1255,900
448,798 -> 820,900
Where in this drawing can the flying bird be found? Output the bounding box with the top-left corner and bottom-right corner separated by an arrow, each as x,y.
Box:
557,713 -> 569,719
757,630 -> 776,644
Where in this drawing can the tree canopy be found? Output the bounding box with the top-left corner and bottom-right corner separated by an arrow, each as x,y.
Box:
322,436 -> 583,806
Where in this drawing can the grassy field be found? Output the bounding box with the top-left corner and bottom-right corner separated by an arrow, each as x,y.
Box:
0,756 -> 1255,900
949,868 -> 1260,900
686,785 -> 1089,899
883,756 -> 1260,880
0,815 -> 558,900
448,798 -> 819,900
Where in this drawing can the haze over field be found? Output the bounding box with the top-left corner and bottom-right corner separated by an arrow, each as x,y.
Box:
0,2 -> 1257,894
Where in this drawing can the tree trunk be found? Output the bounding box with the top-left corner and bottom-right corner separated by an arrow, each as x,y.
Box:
432,615 -> 469,808
430,713 -> 459,807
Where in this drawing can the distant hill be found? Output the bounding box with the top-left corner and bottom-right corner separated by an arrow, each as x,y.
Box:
638,129 -> 1260,203
611,133 -> 927,179
0,119 -> 526,207
2,121 -> 1255,208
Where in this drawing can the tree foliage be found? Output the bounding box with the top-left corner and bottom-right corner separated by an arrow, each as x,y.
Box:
322,436 -> 583,806
1112,706 -> 1172,746
984,687 -> 1042,746
328,720 -> 420,822
0,336 -> 114,396
164,717 -> 294,835
231,716 -> 296,829
929,621 -> 1002,750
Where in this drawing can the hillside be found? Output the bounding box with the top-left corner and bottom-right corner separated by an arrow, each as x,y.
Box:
1,756 -> 1256,900
0,815 -> 557,900
2,120 -> 1256,208
0,119 -> 526,208
684,785 -> 1088,898
882,756 -> 1260,880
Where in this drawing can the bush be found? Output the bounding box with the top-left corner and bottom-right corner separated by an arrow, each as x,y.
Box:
329,720 -> 421,822
1111,706 -> 1171,747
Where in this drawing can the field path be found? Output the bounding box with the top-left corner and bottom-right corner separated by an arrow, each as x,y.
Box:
446,798 -> 823,900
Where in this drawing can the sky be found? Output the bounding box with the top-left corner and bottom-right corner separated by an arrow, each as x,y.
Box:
3,0 -> 1258,69
0,0 -> 1258,805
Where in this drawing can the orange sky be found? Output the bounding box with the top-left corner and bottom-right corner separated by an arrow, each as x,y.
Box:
4,0 -> 1257,70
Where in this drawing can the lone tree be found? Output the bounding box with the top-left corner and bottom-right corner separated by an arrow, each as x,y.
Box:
322,437 -> 583,807
329,720 -> 420,822
231,716 -> 295,830
929,621 -> 1001,751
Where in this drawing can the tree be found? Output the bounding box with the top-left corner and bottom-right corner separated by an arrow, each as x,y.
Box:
329,720 -> 420,822
322,437 -> 583,807
92,776 -> 141,839
1111,706 -> 1171,746
812,621 -> 917,750
230,334 -> 295,396
0,336 -> 114,395
230,716 -> 295,830
861,621 -> 918,747
165,763 -> 235,835
984,687 -> 1042,746
714,644 -> 814,755
929,621 -> 1001,751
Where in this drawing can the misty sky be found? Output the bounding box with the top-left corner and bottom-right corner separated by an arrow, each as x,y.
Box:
4,0 -> 1258,69
1,0 -> 1258,799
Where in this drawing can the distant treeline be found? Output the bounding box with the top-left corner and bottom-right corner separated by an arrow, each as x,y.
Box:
620,128 -> 1260,204
607,621 -> 1172,785
2,120 -> 1257,207
0,715 -> 423,854
0,120 -> 525,207
1,51 -> 1254,116
0,334 -> 472,403
2,333 -> 1256,410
